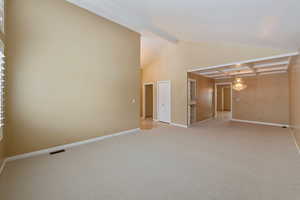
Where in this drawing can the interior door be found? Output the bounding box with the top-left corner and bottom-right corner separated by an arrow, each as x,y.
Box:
157,81 -> 171,123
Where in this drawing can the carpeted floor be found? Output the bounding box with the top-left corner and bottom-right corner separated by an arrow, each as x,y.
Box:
0,120 -> 299,200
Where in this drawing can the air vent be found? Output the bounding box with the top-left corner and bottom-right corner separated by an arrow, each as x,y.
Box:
50,149 -> 65,155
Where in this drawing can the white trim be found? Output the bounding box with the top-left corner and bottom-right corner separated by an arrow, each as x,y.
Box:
238,73 -> 257,78
289,127 -> 300,156
143,82 -> 155,119
188,52 -> 299,72
197,71 -> 219,75
254,61 -> 289,69
187,79 -> 197,125
256,66 -> 288,73
0,158 -> 7,175
215,82 -> 233,119
258,71 -> 287,76
222,66 -> 250,72
6,128 -> 140,162
231,119 -> 289,127
157,80 -> 171,123
170,122 -> 188,128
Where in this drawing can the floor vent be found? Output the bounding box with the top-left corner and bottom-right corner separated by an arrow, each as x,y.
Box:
50,149 -> 65,155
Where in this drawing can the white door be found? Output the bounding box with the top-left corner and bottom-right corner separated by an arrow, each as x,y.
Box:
157,81 -> 171,123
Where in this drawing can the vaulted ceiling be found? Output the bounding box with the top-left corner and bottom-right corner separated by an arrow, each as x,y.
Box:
67,0 -> 300,65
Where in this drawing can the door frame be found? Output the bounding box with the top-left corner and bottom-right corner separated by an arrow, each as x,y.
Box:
214,82 -> 233,119
187,78 -> 197,125
143,82 -> 155,119
157,80 -> 171,123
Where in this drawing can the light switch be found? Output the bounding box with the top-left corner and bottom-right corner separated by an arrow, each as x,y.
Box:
131,98 -> 136,104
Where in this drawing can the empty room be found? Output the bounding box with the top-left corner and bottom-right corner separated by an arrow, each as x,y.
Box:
1,0 -> 300,199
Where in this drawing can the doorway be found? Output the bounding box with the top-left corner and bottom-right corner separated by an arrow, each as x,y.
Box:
215,83 -> 232,120
143,83 -> 154,119
157,80 -> 171,123
188,79 -> 197,125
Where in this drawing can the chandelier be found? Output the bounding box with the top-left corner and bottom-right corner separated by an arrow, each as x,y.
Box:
232,77 -> 247,91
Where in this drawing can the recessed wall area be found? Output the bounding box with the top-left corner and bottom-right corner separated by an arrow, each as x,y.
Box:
144,84 -> 154,119
215,84 -> 232,120
187,70 -> 290,126
187,73 -> 215,124
216,73 -> 290,125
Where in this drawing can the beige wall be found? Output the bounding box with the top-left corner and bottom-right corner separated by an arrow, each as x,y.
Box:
289,55 -> 300,145
217,74 -> 290,124
142,40 -> 290,125
5,0 -> 140,156
188,73 -> 214,121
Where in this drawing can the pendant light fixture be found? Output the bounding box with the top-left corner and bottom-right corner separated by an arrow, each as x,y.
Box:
232,77 -> 247,91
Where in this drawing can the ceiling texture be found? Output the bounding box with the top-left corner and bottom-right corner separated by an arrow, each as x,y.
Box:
67,0 -> 300,66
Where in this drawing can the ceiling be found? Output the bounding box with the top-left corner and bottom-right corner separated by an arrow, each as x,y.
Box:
67,0 -> 300,65
189,53 -> 298,79
141,34 -> 169,67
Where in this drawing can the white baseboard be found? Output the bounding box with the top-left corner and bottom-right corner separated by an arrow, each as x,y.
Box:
6,128 -> 140,162
170,122 -> 188,128
153,119 -> 158,122
0,158 -> 7,175
289,126 -> 300,156
231,119 -> 289,128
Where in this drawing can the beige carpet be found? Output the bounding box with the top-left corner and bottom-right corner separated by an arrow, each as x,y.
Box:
0,120 -> 300,200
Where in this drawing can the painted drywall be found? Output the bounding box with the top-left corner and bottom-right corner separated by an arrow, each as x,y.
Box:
5,0 -> 140,156
289,55 -> 300,145
142,40 -> 290,125
217,74 -> 290,124
188,73 -> 214,121
145,85 -> 153,118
